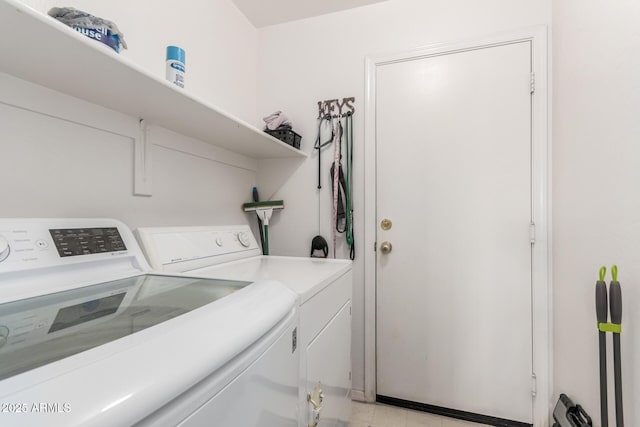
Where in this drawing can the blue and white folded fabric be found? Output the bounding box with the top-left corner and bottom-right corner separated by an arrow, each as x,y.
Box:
48,7 -> 127,53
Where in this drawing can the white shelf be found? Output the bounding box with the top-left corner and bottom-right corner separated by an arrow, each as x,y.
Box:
0,0 -> 306,160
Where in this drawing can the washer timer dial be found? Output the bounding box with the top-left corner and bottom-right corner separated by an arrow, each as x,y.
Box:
0,236 -> 10,263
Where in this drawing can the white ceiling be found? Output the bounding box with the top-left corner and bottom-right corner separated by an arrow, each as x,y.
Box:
231,0 -> 389,28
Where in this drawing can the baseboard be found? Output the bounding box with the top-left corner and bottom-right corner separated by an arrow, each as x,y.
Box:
351,389 -> 367,402
376,395 -> 532,427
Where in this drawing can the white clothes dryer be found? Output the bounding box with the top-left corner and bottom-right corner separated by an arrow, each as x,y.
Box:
136,225 -> 353,427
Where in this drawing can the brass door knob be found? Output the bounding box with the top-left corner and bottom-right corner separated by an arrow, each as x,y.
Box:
380,241 -> 393,254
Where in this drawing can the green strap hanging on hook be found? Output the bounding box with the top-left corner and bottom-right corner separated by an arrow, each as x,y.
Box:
599,266 -> 607,282
611,264 -> 618,282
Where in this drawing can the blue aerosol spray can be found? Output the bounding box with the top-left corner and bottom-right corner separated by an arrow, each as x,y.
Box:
166,46 -> 186,88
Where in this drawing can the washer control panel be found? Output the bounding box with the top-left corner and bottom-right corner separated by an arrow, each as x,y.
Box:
0,219 -> 136,274
50,227 -> 126,257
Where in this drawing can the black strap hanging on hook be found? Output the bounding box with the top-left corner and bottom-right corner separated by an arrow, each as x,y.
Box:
315,114 -> 333,189
330,158 -> 347,233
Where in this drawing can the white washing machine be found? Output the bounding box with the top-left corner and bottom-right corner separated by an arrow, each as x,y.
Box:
136,225 -> 353,427
0,218 -> 299,427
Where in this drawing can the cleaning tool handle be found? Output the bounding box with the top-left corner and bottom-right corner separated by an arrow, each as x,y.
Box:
612,334 -> 624,427
596,267 -> 608,324
599,332 -> 609,427
596,281 -> 608,324
595,267 -> 610,427
609,266 -> 622,325
596,266 -> 609,427
610,282 -> 622,324
609,265 -> 624,427
263,224 -> 270,256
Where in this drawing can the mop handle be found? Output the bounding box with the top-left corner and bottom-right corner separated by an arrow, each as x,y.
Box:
609,265 -> 623,427
595,266 -> 609,427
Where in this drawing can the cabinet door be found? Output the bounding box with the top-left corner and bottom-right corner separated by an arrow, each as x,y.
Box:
306,302 -> 352,427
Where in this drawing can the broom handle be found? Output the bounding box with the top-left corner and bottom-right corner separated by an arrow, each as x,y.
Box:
263,224 -> 269,256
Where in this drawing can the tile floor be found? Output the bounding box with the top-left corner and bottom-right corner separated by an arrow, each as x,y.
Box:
352,401 -> 491,427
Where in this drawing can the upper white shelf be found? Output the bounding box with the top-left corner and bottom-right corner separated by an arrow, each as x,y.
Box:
0,0 -> 306,160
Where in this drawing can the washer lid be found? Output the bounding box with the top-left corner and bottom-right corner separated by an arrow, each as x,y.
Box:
0,273 -> 249,380
0,278 -> 296,427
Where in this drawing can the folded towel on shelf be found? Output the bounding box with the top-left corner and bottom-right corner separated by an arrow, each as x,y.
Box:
263,111 -> 292,130
48,7 -> 128,52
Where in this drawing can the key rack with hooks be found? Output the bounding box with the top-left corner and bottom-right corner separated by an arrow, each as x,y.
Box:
317,97 -> 355,119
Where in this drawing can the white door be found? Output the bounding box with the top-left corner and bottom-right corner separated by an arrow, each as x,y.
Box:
376,42 -> 533,423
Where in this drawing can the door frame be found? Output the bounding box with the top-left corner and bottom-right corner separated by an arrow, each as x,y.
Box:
363,26 -> 551,425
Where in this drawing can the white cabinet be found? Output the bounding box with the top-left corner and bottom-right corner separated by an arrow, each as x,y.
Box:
300,271 -> 352,427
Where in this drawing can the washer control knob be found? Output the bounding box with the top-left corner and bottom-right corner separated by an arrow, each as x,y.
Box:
0,326 -> 9,349
237,232 -> 251,248
215,237 -> 223,247
0,236 -> 10,263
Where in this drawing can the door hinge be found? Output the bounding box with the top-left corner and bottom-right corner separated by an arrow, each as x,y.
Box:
531,373 -> 537,397
374,241 -> 377,252
529,222 -> 536,245
530,72 -> 536,94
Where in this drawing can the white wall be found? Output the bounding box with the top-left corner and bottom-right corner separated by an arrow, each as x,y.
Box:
256,0 -> 551,399
0,73 -> 256,229
553,1 -> 640,425
18,0 -> 258,122
2,0 -> 260,228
